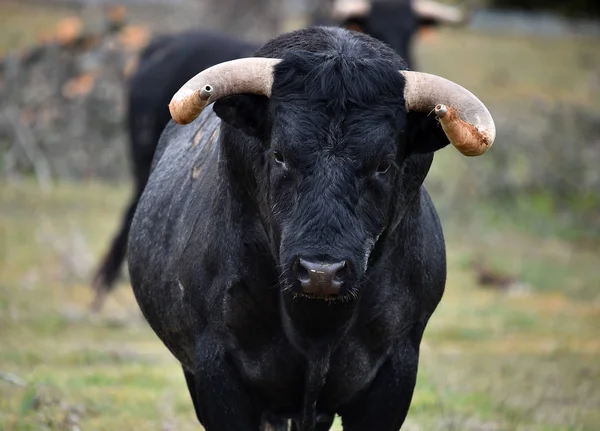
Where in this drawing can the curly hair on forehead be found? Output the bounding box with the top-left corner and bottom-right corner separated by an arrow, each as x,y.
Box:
254,26 -> 407,66
255,27 -> 408,113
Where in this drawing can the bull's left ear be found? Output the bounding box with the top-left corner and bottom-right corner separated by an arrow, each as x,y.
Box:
405,111 -> 451,154
213,94 -> 270,140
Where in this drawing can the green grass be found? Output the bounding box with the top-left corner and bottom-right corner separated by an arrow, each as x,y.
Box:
415,28 -> 600,108
1,179 -> 599,430
1,7 -> 600,430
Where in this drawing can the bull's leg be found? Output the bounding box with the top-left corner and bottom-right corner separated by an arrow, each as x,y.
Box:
290,415 -> 334,431
192,335 -> 262,430
261,413 -> 289,431
337,338 -> 420,431
182,367 -> 204,424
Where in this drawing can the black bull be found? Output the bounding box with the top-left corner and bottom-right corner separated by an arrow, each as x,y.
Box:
90,0 -> 466,310
127,26 -> 494,431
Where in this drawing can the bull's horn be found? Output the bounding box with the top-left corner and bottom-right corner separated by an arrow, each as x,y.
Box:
412,0 -> 465,24
169,57 -> 282,125
331,0 -> 372,20
400,71 -> 496,156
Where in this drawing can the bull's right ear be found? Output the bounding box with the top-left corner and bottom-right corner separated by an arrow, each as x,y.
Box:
213,94 -> 270,140
405,111 -> 451,154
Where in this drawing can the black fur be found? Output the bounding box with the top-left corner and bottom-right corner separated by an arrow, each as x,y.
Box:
90,0 -> 454,309
128,27 -> 450,431
89,31 -> 257,307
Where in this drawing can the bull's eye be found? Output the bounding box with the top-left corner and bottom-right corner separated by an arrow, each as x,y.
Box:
376,161 -> 391,174
273,151 -> 286,166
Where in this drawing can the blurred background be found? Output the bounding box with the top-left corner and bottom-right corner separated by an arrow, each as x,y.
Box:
0,0 -> 598,429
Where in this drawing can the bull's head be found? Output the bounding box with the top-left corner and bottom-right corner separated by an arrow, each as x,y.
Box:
331,0 -> 466,25
168,40 -> 495,302
331,0 -> 468,62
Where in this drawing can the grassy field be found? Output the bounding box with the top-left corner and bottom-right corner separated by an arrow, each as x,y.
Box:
1,180 -> 598,431
1,2 -> 599,430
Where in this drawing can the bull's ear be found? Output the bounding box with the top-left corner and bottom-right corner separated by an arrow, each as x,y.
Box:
417,17 -> 441,29
213,94 -> 269,139
341,17 -> 366,33
405,111 -> 451,154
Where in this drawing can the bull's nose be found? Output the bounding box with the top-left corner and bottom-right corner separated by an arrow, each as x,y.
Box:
295,258 -> 348,297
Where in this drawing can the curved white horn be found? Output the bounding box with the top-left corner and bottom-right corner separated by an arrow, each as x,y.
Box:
401,71 -> 496,156
169,57 -> 282,125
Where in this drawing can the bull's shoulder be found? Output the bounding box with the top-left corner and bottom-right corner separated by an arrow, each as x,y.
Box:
129,107 -> 226,297
151,106 -> 221,176
133,107 -> 223,255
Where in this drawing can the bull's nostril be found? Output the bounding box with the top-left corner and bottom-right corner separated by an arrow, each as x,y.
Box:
333,262 -> 348,282
295,259 -> 309,282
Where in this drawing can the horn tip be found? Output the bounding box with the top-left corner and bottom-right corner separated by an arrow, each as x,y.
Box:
168,102 -> 191,125
437,105 -> 495,157
456,129 -> 495,156
169,87 -> 208,125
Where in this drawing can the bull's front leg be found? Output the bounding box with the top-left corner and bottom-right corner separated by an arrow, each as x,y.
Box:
189,333 -> 263,431
337,338 -> 420,431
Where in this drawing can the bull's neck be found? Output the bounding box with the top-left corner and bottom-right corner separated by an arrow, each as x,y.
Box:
218,123 -> 263,203
280,293 -> 358,354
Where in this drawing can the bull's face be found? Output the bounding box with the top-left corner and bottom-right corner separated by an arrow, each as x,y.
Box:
214,60 -> 440,301
174,31 -> 495,301
213,54 -> 423,300
264,102 -> 405,299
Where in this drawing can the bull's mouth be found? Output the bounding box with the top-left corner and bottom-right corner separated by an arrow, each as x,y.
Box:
282,279 -> 360,303
293,291 -> 345,301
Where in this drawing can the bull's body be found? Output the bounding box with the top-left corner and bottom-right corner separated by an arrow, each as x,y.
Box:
90,31 -> 257,305
91,0 -> 463,308
128,27 -> 452,430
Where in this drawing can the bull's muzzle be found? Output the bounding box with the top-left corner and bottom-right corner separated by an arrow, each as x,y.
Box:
294,258 -> 349,297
